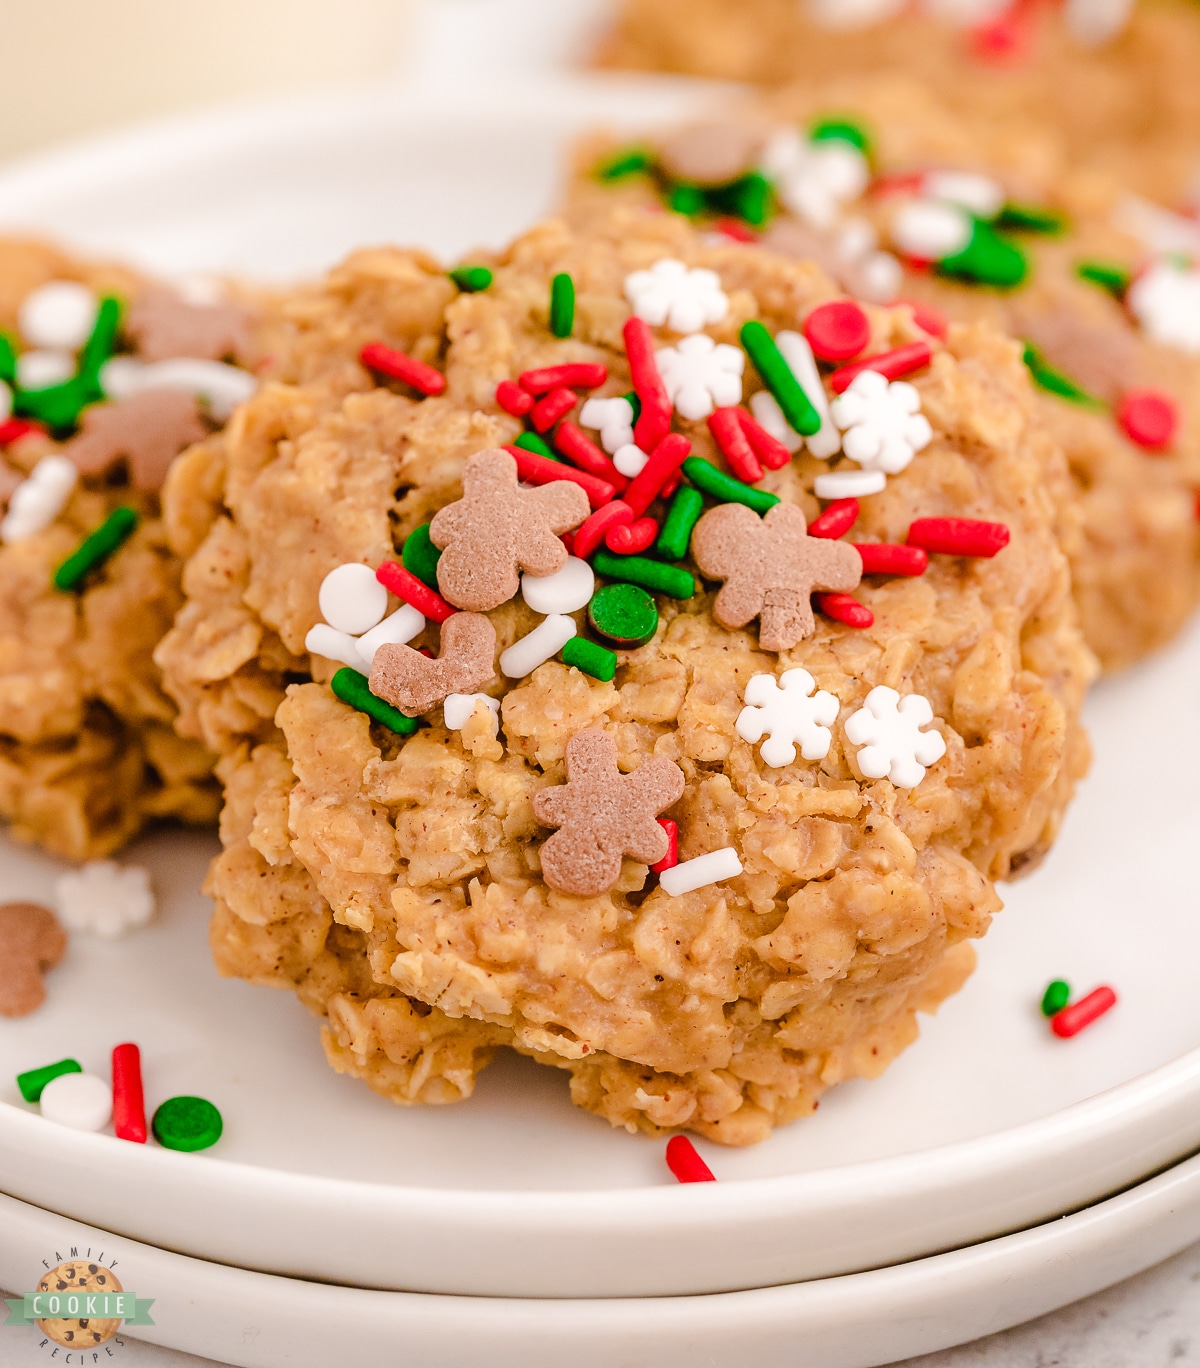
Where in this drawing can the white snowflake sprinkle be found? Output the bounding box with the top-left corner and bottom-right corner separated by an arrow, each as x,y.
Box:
761,128 -> 870,230
1127,261 -> 1200,354
656,333 -> 744,421
579,395 -> 635,454
844,686 -> 946,789
55,860 -> 155,939
624,259 -> 729,334
736,668 -> 840,768
831,370 -> 932,475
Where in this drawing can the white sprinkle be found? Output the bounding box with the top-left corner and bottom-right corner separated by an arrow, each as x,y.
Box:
775,330 -> 841,459
443,692 -> 500,730
736,668 -> 839,767
851,251 -> 904,304
844,685 -> 946,789
659,847 -> 744,897
305,623 -> 369,673
98,355 -> 146,399
580,395 -> 635,454
522,556 -> 594,615
500,613 -> 577,678
922,170 -> 1005,219
16,349 -> 75,391
624,258 -> 729,334
55,859 -> 155,939
0,456 -> 77,543
613,443 -> 650,478
749,390 -> 802,454
814,468 -> 887,499
1065,0 -> 1133,44
0,378 -> 10,424
355,604 -> 425,666
318,563 -> 389,636
656,333 -> 744,421
39,1072 -> 112,1132
102,356 -> 256,420
19,281 -> 98,351
891,200 -> 973,261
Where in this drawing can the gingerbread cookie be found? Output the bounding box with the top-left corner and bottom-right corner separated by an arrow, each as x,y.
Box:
0,901 -> 66,1017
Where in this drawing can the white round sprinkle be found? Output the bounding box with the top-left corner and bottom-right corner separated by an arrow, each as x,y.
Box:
39,1072 -> 112,1132
319,563 -> 389,636
852,251 -> 904,305
305,623 -> 369,673
355,604 -> 426,666
19,281 -> 98,351
922,170 -> 1005,219
814,469 -> 887,499
891,200 -> 973,261
521,557 -> 594,615
16,349 -> 75,392
0,456 -> 78,544
443,692 -> 500,731
500,614 -> 577,679
659,847 -> 744,897
613,443 -> 649,478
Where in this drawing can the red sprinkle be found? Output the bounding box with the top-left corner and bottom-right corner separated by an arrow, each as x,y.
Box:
1051,986 -> 1117,1039
807,498 -> 859,540
0,417 -> 45,446
360,341 -> 446,397
815,592 -> 874,629
496,379 -> 534,417
713,217 -> 757,244
893,298 -> 949,340
735,408 -> 791,471
651,817 -> 679,873
606,516 -> 658,555
624,317 -> 673,452
519,362 -> 607,394
870,171 -> 925,200
111,1042 -> 146,1144
1117,389 -> 1179,451
830,341 -> 934,394
624,433 -> 692,518
555,421 -> 628,491
971,10 -> 1028,62
574,500 -> 633,558
854,543 -> 929,576
376,560 -> 456,623
907,517 -> 1010,558
666,1134 -> 715,1183
707,407 -> 763,484
508,447 -> 615,510
804,300 -> 871,362
530,385 -> 577,433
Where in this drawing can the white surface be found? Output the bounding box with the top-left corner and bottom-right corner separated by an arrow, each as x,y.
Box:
2,1153 -> 1200,1368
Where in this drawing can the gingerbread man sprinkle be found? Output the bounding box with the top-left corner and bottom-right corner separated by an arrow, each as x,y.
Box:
691,501 -> 862,651
64,389 -> 207,492
430,448 -> 589,611
125,289 -> 253,364
0,902 -> 67,1018
369,611 -> 497,717
532,729 -> 685,897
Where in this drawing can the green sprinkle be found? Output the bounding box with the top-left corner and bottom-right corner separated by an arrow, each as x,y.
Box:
624,390 -> 642,424
550,272 -> 575,338
708,171 -> 774,227
402,523 -> 442,589
79,295 -> 122,390
331,667 -> 418,734
809,116 -> 871,157
1022,344 -> 1104,409
668,182 -> 707,218
514,430 -> 558,460
561,634 -> 618,680
596,146 -> 654,182
17,1058 -> 82,1104
938,220 -> 1029,290
15,376 -> 91,431
740,320 -> 820,437
0,333 -> 16,384
592,548 -> 695,600
449,264 -> 494,293
152,1095 -> 223,1153
1077,260 -> 1131,297
656,485 -> 705,562
996,203 -> 1066,235
683,456 -> 780,515
588,582 -> 660,647
1041,979 -> 1071,1017
54,505 -> 139,591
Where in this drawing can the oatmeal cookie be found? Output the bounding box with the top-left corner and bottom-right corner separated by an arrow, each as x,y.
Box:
159,213 -> 1094,1144
568,80 -> 1200,670
0,238 -> 264,859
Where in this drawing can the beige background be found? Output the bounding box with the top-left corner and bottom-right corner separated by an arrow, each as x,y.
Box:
0,0 -> 411,163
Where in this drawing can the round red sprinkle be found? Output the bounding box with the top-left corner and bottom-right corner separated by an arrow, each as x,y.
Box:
1051,986 -> 1117,1039
605,516 -> 658,555
854,543 -> 928,576
1117,389 -> 1179,451
814,592 -> 874,629
893,298 -> 949,340
495,379 -> 534,417
804,300 -> 871,363
906,517 -> 1010,559
665,1135 -> 715,1184
807,498 -> 859,540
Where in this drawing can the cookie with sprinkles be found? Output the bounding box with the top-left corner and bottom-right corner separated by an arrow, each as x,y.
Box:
159,210 -> 1093,1146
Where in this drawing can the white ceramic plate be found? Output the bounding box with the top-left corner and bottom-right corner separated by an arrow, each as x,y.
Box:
2,1153 -> 1200,1368
0,74 -> 1198,1300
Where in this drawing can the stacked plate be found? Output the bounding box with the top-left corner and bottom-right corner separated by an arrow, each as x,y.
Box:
0,66 -> 1198,1368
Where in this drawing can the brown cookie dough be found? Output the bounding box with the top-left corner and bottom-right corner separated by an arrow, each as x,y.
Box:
159,212 -> 1094,1145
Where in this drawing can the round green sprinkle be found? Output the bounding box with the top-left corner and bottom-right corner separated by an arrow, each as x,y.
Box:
1041,979 -> 1071,1017
1022,344 -> 1104,410
588,583 -> 660,647
809,116 -> 872,157
656,485 -> 705,562
0,333 -> 16,385
54,505 -> 139,592
152,1095 -> 223,1153
592,549 -> 695,600
17,1058 -> 82,1104
596,146 -> 654,183
739,320 -> 820,437
514,430 -> 558,461
549,273 -> 575,338
668,183 -> 707,218
1076,260 -> 1131,297
996,203 -> 1066,235
938,220 -> 1029,290
79,295 -> 123,387
709,172 -> 773,227
331,667 -> 418,735
682,456 -> 780,515
561,634 -> 618,681
402,523 -> 442,589
449,265 -> 493,293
